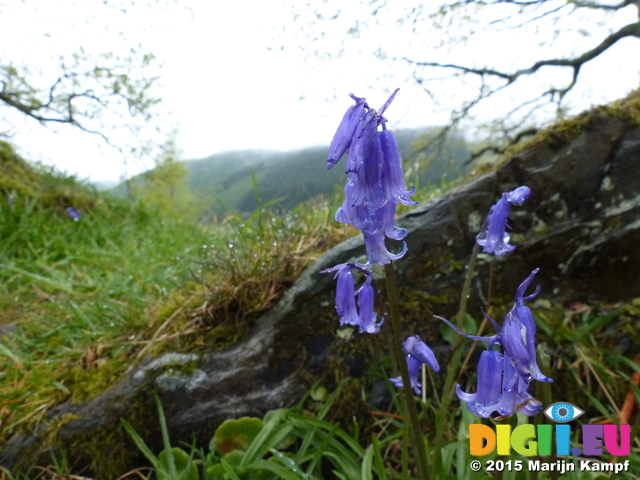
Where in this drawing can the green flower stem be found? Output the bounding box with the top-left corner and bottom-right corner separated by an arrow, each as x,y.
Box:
384,262 -> 430,480
432,241 -> 481,477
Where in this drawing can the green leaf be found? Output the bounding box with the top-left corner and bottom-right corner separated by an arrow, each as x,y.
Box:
214,417 -> 264,455
249,167 -> 262,205
120,418 -> 158,468
268,449 -> 312,479
240,409 -> 291,467
360,445 -> 374,480
371,436 -> 388,480
220,458 -> 243,480
305,423 -> 340,475
204,464 -> 226,480
158,448 -> 199,480
245,460 -> 307,480
317,378 -> 350,421
576,308 -> 622,339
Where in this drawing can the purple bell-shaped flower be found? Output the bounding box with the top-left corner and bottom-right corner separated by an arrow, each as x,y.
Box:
391,335 -> 440,394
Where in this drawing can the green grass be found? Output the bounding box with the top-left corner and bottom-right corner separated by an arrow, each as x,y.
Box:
0,190 -> 214,436
0,146 -> 346,448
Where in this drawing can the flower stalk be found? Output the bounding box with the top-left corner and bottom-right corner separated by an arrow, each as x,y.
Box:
432,241 -> 481,476
385,261 -> 430,480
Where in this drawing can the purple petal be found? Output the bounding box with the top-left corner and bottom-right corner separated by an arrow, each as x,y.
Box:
474,350 -> 504,407
515,268 -> 540,302
380,129 -> 417,206
346,108 -> 377,174
402,335 -> 440,373
327,95 -> 367,169
362,234 -> 407,266
355,132 -> 385,208
506,186 -> 531,205
356,283 -> 383,334
501,312 -> 532,374
335,266 -> 359,326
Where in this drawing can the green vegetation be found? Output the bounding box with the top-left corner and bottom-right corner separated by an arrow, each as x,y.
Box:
1,121 -> 640,479
112,128 -> 470,221
0,141 -> 213,441
0,141 -> 346,470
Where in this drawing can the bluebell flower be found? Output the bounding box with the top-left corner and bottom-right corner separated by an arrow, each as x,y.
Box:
501,269 -> 552,383
329,89 -> 414,267
333,264 -> 360,327
361,233 -> 407,267
327,94 -> 368,169
456,349 -> 544,418
356,282 -> 384,334
379,125 -> 417,207
456,349 -> 503,418
321,263 -> 384,334
497,352 -> 544,417
476,186 -> 530,255
66,207 -> 81,222
437,269 -> 552,418
437,269 -> 552,385
325,89 -> 416,333
391,335 -> 440,394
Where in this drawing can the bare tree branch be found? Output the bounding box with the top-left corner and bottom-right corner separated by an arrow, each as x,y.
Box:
401,22 -> 640,98
466,127 -> 538,163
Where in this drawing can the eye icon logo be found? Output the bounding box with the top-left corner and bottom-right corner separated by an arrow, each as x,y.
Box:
544,402 -> 584,423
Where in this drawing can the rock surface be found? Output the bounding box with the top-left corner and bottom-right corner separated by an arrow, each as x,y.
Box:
2,98 -> 640,473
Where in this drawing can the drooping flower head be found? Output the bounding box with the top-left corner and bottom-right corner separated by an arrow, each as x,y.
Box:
390,335 -> 440,395
456,349 -> 503,418
436,269 -> 551,418
327,89 -> 415,267
323,90 -> 416,334
321,263 -> 384,334
476,186 -> 530,255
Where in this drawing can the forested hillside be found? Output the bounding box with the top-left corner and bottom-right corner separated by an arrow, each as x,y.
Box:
115,127 -> 470,220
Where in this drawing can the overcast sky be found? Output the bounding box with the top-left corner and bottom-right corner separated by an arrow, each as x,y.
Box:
1,0 -> 638,184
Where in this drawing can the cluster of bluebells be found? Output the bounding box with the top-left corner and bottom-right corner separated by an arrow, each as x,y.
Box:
328,89 -> 417,267
322,90 -> 439,389
437,187 -> 552,418
322,92 -> 548,413
322,263 -> 384,334
438,269 -> 553,418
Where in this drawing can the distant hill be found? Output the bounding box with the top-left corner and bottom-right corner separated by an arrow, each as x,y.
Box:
113,127 -> 470,219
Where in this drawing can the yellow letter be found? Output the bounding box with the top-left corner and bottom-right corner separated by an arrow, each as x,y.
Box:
496,425 -> 512,455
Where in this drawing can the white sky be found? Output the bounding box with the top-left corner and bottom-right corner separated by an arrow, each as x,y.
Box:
0,0 -> 639,184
